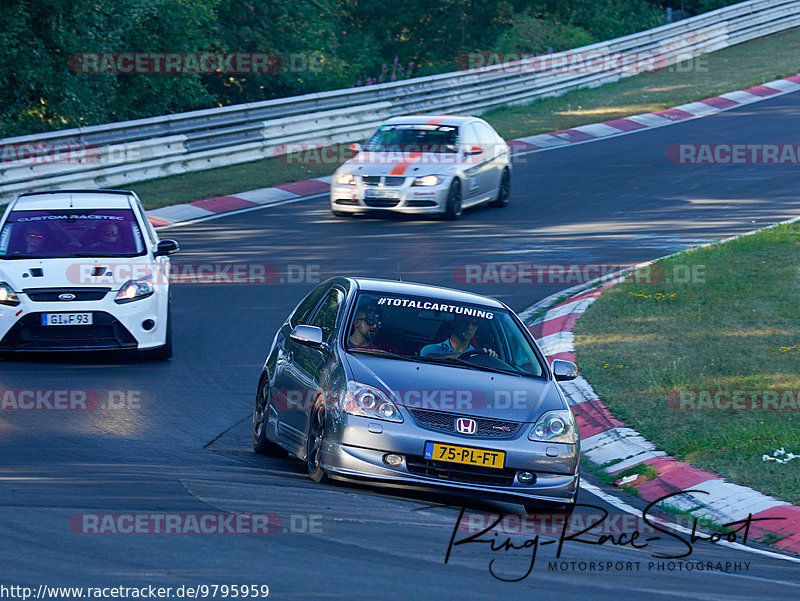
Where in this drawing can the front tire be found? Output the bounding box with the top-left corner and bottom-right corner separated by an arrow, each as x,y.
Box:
489,168 -> 510,207
252,375 -> 287,457
306,403 -> 328,483
443,179 -> 463,220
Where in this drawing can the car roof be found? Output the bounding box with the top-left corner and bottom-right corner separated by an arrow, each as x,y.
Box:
382,115 -> 480,127
351,277 -> 506,309
12,189 -> 135,211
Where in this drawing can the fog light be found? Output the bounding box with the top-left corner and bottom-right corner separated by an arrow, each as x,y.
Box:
383,454 -> 403,467
518,471 -> 536,484
142,319 -> 155,331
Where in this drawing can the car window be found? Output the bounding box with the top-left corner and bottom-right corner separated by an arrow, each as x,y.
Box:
344,292 -> 546,377
363,124 -> 459,153
473,122 -> 499,156
310,288 -> 345,342
290,284 -> 330,328
0,208 -> 147,259
133,198 -> 157,246
460,123 -> 481,149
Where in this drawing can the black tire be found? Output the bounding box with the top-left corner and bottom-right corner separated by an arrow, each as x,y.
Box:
252,375 -> 287,457
443,179 -> 463,220
489,168 -> 510,207
306,402 -> 328,483
143,303 -> 172,360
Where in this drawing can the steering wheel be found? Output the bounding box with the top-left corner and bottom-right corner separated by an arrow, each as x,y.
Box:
459,348 -> 490,359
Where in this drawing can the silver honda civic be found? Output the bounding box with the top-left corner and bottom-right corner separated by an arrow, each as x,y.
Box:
330,115 -> 511,220
252,277 -> 580,513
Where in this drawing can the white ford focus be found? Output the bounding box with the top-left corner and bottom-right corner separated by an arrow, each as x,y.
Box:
0,189 -> 178,359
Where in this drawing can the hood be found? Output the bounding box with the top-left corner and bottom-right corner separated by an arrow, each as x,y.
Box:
340,151 -> 462,178
0,256 -> 159,291
344,354 -> 566,423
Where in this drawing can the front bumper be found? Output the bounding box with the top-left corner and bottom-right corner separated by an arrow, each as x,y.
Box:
320,414 -> 580,506
0,290 -> 168,352
330,179 -> 450,214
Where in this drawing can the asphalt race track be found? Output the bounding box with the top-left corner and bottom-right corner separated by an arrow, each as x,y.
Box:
1,92 -> 800,599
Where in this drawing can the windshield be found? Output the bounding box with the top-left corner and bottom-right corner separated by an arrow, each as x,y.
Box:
345,292 -> 546,377
0,209 -> 147,259
362,124 -> 459,153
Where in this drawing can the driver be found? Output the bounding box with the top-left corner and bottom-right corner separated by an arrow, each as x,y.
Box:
348,305 -> 397,352
421,316 -> 495,359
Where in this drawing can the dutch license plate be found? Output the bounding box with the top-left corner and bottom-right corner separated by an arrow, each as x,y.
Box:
424,442 -> 505,469
41,313 -> 93,326
365,189 -> 399,200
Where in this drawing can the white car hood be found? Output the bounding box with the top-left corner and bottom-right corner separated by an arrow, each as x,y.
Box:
0,256 -> 161,292
341,151 -> 463,178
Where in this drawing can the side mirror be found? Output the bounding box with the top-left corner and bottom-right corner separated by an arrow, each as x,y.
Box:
290,325 -> 327,350
155,239 -> 179,256
466,146 -> 483,156
552,359 -> 578,381
348,143 -> 362,153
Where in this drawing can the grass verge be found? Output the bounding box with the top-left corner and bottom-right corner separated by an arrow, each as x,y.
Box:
574,222 -> 800,505
128,26 -> 800,209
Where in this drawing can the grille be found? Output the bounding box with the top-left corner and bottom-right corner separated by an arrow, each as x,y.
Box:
24,288 -> 110,302
361,176 -> 406,186
406,455 -> 516,486
0,312 -> 138,351
363,198 -> 400,208
406,200 -> 437,207
408,408 -> 521,438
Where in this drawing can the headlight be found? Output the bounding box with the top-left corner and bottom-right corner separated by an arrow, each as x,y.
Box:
336,173 -> 355,185
528,410 -> 576,443
412,175 -> 441,187
340,382 -> 403,422
115,274 -> 154,304
0,282 -> 20,306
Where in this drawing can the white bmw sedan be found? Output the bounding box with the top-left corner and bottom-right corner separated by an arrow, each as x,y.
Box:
330,115 -> 511,220
0,189 -> 178,359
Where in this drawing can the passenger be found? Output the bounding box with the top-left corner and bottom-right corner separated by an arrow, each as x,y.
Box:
24,225 -> 49,254
421,316 -> 496,359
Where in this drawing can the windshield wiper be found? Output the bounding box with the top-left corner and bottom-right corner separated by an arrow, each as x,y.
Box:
347,348 -> 423,362
452,359 -> 527,376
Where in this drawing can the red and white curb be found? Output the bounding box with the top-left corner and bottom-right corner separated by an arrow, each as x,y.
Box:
146,176 -> 332,227
529,285 -> 800,554
144,74 -> 800,229
510,74 -> 800,153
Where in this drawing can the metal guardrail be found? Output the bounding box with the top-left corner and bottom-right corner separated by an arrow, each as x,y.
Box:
1,0 -> 799,202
